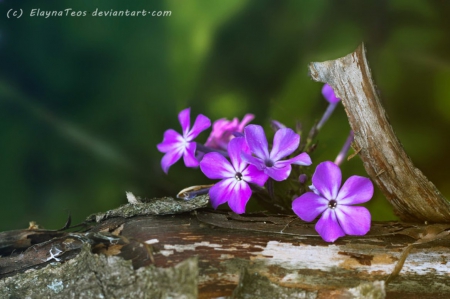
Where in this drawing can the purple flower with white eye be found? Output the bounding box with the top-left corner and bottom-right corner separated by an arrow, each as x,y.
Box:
205,114 -> 254,150
292,161 -> 373,242
157,108 -> 211,174
200,137 -> 268,214
241,124 -> 312,181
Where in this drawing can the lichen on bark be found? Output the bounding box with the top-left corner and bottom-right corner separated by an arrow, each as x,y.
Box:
86,194 -> 209,222
0,244 -> 198,299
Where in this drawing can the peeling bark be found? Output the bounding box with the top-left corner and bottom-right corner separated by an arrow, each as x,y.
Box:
0,244 -> 198,299
308,43 -> 450,222
1,210 -> 450,299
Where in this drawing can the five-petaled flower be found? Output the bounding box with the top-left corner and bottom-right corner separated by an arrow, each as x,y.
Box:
200,137 -> 268,214
242,124 -> 312,181
292,161 -> 373,242
205,114 -> 254,150
157,108 -> 211,174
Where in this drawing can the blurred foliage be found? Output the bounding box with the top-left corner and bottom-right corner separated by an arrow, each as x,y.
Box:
1,0 -> 450,230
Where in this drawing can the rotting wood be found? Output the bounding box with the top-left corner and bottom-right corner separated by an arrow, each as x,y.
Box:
308,43 -> 450,222
0,243 -> 198,299
1,210 -> 450,299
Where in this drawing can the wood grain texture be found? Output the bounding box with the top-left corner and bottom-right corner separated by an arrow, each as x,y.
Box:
309,43 -> 450,222
2,211 -> 450,298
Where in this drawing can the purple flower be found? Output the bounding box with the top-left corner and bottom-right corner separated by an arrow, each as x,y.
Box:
200,137 -> 268,214
242,124 -> 312,181
292,161 -> 373,242
205,114 -> 254,150
157,108 -> 211,174
322,84 -> 340,104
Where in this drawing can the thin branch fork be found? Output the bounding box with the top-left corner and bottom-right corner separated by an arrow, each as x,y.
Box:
309,43 -> 450,222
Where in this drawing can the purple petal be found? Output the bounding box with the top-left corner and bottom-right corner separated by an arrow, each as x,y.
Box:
335,206 -> 371,236
241,152 -> 265,171
237,114 -> 255,131
228,118 -> 239,130
312,161 -> 341,200
276,152 -> 312,168
200,152 -> 234,179
292,192 -> 328,222
270,120 -> 286,132
227,181 -> 252,214
322,84 -> 340,104
157,129 -> 183,153
336,176 -> 374,205
178,108 -> 191,136
205,118 -> 228,148
270,128 -> 299,161
315,209 -> 345,242
183,142 -> 199,168
309,184 -> 320,195
244,125 -> 269,159
209,179 -> 235,209
264,164 -> 291,181
228,137 -> 249,172
242,165 -> 268,186
186,114 -> 211,140
290,152 -> 312,166
160,149 -> 183,174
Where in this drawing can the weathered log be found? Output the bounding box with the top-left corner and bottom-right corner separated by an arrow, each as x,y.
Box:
308,43 -> 450,222
1,209 -> 450,298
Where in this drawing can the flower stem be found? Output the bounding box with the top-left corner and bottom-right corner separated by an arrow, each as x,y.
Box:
317,102 -> 339,131
334,130 -> 354,166
196,143 -> 229,157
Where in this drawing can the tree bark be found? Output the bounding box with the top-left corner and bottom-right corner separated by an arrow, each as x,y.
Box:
1,208 -> 450,298
308,43 -> 450,222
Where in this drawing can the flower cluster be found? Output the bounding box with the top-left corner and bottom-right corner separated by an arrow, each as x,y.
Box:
157,109 -> 312,212
157,84 -> 374,242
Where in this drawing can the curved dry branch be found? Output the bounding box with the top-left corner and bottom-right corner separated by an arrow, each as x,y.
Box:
308,43 -> 450,222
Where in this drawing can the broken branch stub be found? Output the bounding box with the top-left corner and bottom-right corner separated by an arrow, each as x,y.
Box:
308,43 -> 450,222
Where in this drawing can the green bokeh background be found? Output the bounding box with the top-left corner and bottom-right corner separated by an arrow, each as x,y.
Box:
1,0 -> 450,231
